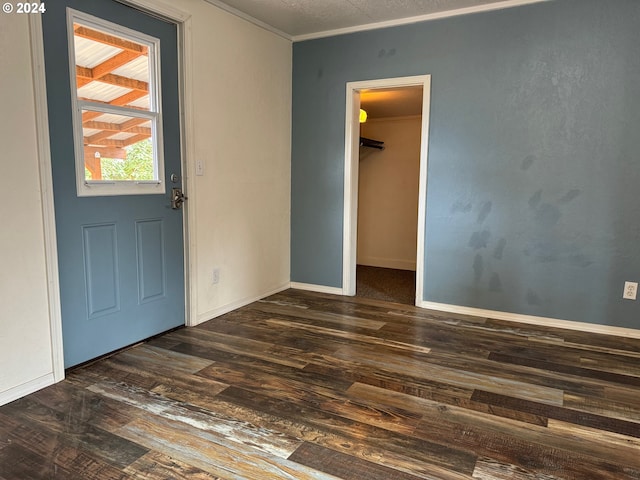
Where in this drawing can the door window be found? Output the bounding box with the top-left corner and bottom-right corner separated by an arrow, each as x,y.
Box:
67,9 -> 164,196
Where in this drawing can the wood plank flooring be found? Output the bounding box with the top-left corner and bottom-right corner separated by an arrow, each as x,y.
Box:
2,289 -> 640,479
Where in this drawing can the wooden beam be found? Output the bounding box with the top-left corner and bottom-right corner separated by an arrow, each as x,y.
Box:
76,78 -> 92,88
82,111 -> 102,123
91,135 -> 150,148
75,67 -> 148,93
76,66 -> 93,79
84,119 -> 150,145
92,50 -> 143,79
84,118 -> 149,133
85,146 -> 127,160
73,23 -> 151,154
109,90 -> 148,107
119,118 -> 148,132
121,126 -> 151,135
74,25 -> 147,54
99,73 -> 147,92
85,130 -> 119,145
120,134 -> 150,147
75,66 -> 94,88
82,111 -> 104,123
84,120 -> 125,131
89,138 -> 127,148
76,51 -> 146,91
83,128 -> 151,146
84,155 -> 102,180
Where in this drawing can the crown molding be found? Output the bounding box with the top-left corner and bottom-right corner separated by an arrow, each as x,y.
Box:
202,0 -> 292,41
293,0 -> 550,42
201,0 -> 549,43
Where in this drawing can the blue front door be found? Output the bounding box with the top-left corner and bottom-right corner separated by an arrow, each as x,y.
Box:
42,0 -> 185,367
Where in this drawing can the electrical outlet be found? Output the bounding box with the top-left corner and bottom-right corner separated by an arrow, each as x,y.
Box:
212,267 -> 220,285
623,281 -> 638,300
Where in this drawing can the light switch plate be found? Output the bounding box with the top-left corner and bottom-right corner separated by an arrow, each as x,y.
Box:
196,159 -> 205,176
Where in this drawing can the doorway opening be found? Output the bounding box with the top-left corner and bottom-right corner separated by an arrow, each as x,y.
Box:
343,76 -> 431,306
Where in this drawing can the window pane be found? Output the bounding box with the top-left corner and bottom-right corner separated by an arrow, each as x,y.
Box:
83,110 -> 156,181
74,22 -> 151,111
69,12 -> 164,195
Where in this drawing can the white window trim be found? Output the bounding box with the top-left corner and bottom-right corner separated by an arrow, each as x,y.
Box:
66,8 -> 165,197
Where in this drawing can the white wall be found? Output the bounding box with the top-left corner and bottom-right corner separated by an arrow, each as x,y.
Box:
357,116 -> 421,270
0,15 -> 56,404
0,0 -> 292,404
176,0 -> 292,323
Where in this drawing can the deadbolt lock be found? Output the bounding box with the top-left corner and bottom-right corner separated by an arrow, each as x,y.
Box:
171,187 -> 187,210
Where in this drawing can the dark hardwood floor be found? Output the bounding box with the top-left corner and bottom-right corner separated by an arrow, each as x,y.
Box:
2,289 -> 640,479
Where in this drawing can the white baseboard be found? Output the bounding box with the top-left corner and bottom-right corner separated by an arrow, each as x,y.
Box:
194,283 -> 640,339
194,282 -> 291,326
420,300 -> 640,340
0,373 -> 56,407
290,282 -> 344,296
357,257 -> 416,271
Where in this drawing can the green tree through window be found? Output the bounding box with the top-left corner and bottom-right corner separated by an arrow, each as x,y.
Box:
100,139 -> 154,181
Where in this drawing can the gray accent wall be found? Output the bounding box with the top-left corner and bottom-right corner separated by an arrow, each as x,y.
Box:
291,0 -> 640,329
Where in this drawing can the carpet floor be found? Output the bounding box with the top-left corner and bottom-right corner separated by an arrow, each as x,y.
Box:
356,264 -> 416,305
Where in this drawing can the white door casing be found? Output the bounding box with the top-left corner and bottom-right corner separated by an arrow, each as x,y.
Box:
343,75 -> 431,305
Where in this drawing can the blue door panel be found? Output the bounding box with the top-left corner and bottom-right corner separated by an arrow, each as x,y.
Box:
136,219 -> 166,303
42,0 -> 185,367
82,223 -> 120,318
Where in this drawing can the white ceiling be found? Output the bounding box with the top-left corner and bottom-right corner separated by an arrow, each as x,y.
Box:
361,86 -> 424,119
204,0 -> 546,40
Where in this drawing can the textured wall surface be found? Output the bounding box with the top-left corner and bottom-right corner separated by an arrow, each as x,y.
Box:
291,0 -> 640,328
358,117 -> 421,271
